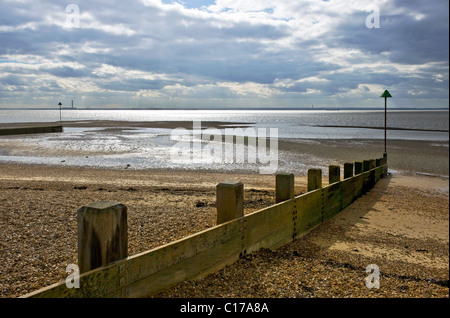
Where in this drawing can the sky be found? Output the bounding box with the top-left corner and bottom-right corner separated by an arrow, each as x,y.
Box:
0,0 -> 448,109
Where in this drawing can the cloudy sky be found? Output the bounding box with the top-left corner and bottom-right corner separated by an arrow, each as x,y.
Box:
0,0 -> 448,109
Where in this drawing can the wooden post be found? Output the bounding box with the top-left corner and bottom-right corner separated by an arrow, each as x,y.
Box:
376,158 -> 381,167
276,174 -> 295,203
382,153 -> 388,176
354,162 -> 363,175
307,169 -> 322,192
77,201 -> 128,274
370,159 -> 376,170
344,163 -> 354,179
216,181 -> 244,225
363,160 -> 371,172
329,165 -> 340,184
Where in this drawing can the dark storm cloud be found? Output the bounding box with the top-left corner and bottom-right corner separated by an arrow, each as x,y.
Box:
97,78 -> 172,91
44,66 -> 90,78
1,75 -> 28,86
326,0 -> 449,65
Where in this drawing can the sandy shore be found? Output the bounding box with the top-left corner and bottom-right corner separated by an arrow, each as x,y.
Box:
0,163 -> 448,298
278,139 -> 449,177
0,164 -> 290,298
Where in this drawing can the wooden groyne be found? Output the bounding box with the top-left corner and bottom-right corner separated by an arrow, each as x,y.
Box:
0,124 -> 62,136
23,155 -> 388,298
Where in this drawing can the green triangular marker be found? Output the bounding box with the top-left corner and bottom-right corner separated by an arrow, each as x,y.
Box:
380,90 -> 392,98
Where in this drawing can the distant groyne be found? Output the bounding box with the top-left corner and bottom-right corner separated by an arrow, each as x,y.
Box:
0,124 -> 62,136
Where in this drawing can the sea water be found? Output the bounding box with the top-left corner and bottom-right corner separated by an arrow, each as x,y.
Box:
0,109 -> 448,138
0,109 -> 448,172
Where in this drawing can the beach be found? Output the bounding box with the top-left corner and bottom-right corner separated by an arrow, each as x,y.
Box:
0,120 -> 448,298
156,173 -> 449,298
0,119 -> 448,176
0,164 -> 280,297
1,0 -> 448,301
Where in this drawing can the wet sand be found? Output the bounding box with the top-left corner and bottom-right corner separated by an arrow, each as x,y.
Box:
0,120 -> 448,176
278,138 -> 449,177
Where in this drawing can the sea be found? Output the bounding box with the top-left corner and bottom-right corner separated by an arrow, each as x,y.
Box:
0,109 -> 448,173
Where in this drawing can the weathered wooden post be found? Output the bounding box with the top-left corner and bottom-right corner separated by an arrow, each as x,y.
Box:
355,162 -> 363,175
77,201 -> 128,274
383,153 -> 388,165
216,181 -> 244,225
308,169 -> 322,192
376,158 -> 381,167
370,159 -> 376,170
329,165 -> 340,184
344,163 -> 354,179
276,174 -> 295,203
363,160 -> 371,172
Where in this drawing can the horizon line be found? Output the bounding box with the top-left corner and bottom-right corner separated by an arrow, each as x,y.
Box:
1,107 -> 449,111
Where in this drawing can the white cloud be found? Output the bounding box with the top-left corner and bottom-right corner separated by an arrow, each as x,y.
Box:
222,81 -> 280,98
336,83 -> 386,98
0,0 -> 448,108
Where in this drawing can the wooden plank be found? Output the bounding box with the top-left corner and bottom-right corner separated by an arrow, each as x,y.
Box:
374,167 -> 381,182
24,259 -> 122,298
321,182 -> 342,221
353,174 -> 363,199
124,250 -> 241,297
26,218 -> 244,298
123,222 -> 243,297
362,170 -> 375,194
243,200 -> 295,254
119,218 -> 243,295
379,164 -> 388,177
294,189 -> 322,237
369,170 -> 376,190
340,177 -> 355,209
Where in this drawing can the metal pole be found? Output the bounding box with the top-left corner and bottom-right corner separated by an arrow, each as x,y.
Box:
384,97 -> 387,153
58,103 -> 62,126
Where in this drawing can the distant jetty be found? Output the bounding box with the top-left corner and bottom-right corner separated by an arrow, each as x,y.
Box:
310,124 -> 449,133
0,123 -> 63,136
